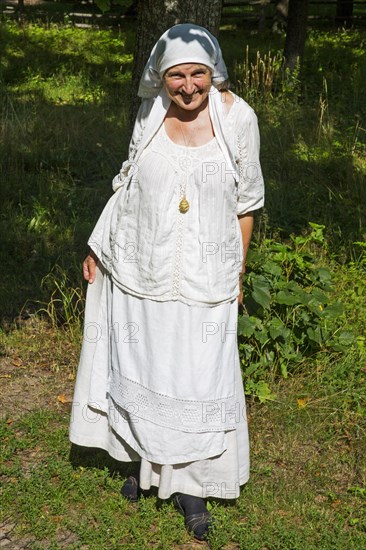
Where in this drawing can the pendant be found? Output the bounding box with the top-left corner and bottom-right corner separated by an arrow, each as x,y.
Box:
179,197 -> 190,213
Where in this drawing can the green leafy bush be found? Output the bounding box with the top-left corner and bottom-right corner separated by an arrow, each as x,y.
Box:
239,223 -> 355,401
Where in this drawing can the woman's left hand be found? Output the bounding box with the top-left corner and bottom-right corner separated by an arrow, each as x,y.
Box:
238,273 -> 244,305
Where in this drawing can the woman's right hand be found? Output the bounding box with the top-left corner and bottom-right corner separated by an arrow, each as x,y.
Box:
82,250 -> 99,284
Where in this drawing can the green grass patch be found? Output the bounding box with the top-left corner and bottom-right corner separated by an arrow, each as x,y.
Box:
1,375 -> 365,548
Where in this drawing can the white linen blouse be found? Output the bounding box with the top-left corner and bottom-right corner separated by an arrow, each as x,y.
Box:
88,88 -> 264,307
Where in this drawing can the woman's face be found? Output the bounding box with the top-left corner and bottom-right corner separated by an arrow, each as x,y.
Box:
163,63 -> 212,111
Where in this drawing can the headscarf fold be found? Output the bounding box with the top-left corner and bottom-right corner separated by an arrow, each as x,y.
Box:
138,23 -> 228,98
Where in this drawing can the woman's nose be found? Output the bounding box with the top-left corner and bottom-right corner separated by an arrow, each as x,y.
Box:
181,78 -> 195,95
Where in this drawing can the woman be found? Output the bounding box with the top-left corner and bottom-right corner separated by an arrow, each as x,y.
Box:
70,23 -> 264,541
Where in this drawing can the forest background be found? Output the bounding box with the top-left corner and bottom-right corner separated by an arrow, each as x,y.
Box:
0,1 -> 365,548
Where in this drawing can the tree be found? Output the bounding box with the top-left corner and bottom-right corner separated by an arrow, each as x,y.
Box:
283,0 -> 309,72
130,0 -> 223,124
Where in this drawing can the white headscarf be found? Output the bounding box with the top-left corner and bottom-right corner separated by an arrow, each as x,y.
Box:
138,23 -> 228,98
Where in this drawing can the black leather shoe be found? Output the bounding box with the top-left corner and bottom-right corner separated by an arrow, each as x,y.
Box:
173,493 -> 213,541
120,475 -> 140,502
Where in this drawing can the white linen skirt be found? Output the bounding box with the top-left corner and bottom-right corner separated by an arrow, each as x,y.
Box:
69,264 -> 250,499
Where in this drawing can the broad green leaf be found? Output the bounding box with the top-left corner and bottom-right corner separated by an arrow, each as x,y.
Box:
247,249 -> 263,263
285,281 -> 310,303
254,381 -> 276,403
268,318 -> 290,340
95,0 -> 125,11
276,290 -> 300,305
264,350 -> 275,363
321,302 -> 343,319
252,285 -> 271,309
280,362 -> 288,378
337,331 -> 355,346
252,274 -> 271,287
311,288 -> 329,304
298,310 -> 310,323
307,299 -> 325,316
254,327 -> 270,345
315,266 -> 332,282
262,260 -> 282,277
309,222 -> 326,242
245,362 -> 263,376
95,0 -> 111,12
269,243 -> 289,253
238,315 -> 256,337
251,276 -> 271,309
307,326 -> 323,344
286,280 -> 303,291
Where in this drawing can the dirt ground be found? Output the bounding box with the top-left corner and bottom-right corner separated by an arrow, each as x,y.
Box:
0,356 -> 74,421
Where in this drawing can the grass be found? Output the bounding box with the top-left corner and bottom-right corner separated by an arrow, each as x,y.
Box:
0,15 -> 365,549
0,21 -> 134,317
1,371 -> 365,548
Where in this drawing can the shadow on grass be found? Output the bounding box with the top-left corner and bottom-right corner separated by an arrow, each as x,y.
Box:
69,442 -> 241,512
69,443 -> 139,476
259,104 -> 365,252
0,21 -> 134,319
69,443 -> 164,502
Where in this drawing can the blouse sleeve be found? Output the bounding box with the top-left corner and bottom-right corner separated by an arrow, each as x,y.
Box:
112,98 -> 154,192
236,105 -> 265,216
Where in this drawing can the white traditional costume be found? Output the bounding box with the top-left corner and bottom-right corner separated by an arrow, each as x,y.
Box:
69,24 -> 264,500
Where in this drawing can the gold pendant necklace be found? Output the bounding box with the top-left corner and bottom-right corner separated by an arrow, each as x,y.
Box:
178,121 -> 196,214
179,196 -> 190,213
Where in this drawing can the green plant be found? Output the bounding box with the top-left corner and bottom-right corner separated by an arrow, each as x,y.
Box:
37,265 -> 84,342
234,46 -> 300,103
239,223 -> 355,401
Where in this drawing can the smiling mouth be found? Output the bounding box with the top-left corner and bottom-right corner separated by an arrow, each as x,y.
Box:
179,91 -> 200,101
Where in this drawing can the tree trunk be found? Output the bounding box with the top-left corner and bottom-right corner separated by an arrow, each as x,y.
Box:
336,0 -> 354,25
130,0 -> 223,128
283,0 -> 309,72
257,0 -> 270,32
